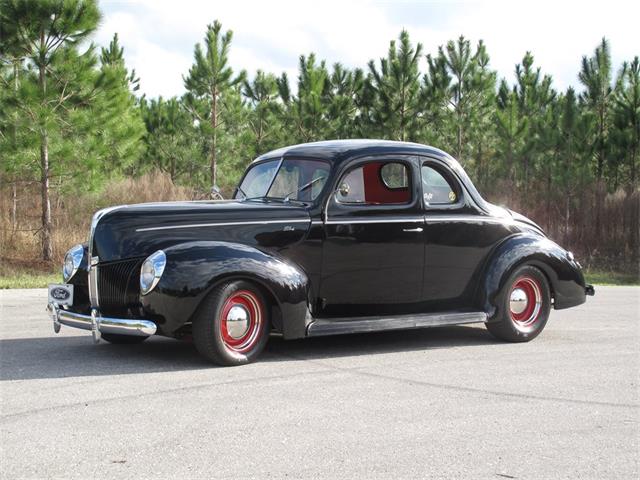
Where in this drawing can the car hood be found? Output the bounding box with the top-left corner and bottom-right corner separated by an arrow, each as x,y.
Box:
91,200 -> 311,262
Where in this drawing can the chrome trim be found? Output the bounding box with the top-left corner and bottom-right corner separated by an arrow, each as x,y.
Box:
424,215 -> 512,224
88,206 -> 126,308
91,308 -> 101,343
324,217 -> 424,225
62,244 -> 84,282
48,303 -> 157,338
140,250 -> 166,295
88,256 -> 100,308
135,218 -> 310,232
307,311 -> 487,337
509,288 -> 528,314
226,305 -> 250,339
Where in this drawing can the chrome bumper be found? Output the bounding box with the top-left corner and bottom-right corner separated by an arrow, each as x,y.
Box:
47,303 -> 157,343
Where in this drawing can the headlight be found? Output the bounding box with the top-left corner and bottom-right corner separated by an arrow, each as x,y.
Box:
140,250 -> 166,295
62,244 -> 84,281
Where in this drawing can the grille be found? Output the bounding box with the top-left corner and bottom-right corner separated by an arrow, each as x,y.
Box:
97,258 -> 143,312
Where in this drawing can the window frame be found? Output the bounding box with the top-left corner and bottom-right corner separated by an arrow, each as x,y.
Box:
235,157 -> 331,204
420,159 -> 465,211
334,159 -> 414,207
379,162 -> 410,190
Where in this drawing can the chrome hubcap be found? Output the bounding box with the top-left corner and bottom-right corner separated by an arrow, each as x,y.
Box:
509,288 -> 528,315
226,305 -> 250,339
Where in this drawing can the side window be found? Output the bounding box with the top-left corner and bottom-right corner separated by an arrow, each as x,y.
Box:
337,161 -> 411,205
380,163 -> 409,189
421,165 -> 459,205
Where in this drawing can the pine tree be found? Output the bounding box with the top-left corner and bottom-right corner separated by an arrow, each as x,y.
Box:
96,33 -> 145,175
242,70 -> 282,155
611,57 -> 639,189
578,38 -> 613,240
184,21 -> 244,189
326,63 -> 364,139
579,38 -> 613,181
140,96 -> 204,183
0,0 -> 101,261
512,52 -> 556,191
368,30 -> 423,141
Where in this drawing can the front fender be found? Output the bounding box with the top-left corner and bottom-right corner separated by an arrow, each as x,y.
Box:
479,234 -> 587,320
140,241 -> 310,338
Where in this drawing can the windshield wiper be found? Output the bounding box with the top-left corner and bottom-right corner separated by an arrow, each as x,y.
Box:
283,176 -> 327,203
236,185 -> 249,200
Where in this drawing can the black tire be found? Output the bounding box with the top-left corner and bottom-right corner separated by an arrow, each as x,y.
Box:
101,333 -> 149,344
485,265 -> 551,342
192,280 -> 270,366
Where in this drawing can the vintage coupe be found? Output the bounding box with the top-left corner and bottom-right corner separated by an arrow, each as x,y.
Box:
47,140 -> 594,365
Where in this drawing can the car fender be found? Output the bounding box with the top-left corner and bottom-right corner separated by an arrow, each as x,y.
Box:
140,241 -> 310,338
478,233 -> 587,320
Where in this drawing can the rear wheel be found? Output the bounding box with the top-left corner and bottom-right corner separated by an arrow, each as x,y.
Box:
485,265 -> 551,342
192,280 -> 269,366
101,333 -> 149,344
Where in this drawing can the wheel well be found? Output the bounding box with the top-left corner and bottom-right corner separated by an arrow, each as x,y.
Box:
525,261 -> 556,305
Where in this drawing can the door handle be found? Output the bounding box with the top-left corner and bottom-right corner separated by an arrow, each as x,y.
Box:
402,227 -> 424,233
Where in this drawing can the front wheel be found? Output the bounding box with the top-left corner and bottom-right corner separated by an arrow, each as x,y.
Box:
485,265 -> 551,342
192,280 -> 269,366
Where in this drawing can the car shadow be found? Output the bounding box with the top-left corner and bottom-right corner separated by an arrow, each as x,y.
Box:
0,325 -> 499,381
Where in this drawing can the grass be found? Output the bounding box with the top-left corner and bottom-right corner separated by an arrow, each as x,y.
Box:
584,268 -> 640,286
0,259 -> 60,289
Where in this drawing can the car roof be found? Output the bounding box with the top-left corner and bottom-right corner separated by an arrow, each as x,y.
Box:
252,139 -> 451,167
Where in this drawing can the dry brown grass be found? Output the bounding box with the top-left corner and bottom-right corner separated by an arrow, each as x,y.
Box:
0,171 -> 196,268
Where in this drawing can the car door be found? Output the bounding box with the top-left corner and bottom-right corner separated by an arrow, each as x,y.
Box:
420,158 -> 514,309
319,156 -> 425,317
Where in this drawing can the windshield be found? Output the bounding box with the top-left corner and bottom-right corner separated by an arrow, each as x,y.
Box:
236,158 -> 330,202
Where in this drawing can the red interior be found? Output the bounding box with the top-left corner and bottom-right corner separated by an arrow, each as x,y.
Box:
362,162 -> 410,204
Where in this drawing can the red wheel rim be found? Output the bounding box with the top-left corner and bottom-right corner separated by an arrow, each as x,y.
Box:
508,276 -> 542,329
220,290 -> 263,353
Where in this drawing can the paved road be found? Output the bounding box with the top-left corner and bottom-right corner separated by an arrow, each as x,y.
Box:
1,287 -> 638,479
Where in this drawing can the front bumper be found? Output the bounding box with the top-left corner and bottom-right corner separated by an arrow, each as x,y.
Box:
47,303 -> 157,343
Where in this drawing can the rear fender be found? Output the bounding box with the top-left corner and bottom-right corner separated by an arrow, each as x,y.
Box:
478,234 -> 587,320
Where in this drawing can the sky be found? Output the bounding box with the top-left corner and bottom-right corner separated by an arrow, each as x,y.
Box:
95,0 -> 640,99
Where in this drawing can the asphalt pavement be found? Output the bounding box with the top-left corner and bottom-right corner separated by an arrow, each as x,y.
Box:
1,287 -> 638,479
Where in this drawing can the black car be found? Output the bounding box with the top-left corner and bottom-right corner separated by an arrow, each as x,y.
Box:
47,140 -> 594,365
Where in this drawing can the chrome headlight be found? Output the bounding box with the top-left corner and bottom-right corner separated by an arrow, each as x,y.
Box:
140,250 -> 166,295
62,244 -> 84,282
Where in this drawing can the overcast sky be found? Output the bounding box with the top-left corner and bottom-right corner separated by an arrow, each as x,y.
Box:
95,0 -> 640,99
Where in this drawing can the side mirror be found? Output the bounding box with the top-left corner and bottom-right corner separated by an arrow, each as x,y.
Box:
338,183 -> 350,197
211,185 -> 224,200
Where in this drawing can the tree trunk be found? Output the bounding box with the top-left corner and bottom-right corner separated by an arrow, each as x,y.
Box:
38,52 -> 53,261
40,131 -> 53,261
11,183 -> 17,230
210,89 -> 218,187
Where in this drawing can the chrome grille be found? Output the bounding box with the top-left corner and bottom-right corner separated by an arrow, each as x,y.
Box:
88,257 -> 100,308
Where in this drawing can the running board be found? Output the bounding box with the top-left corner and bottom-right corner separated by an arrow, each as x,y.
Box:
306,311 -> 487,337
